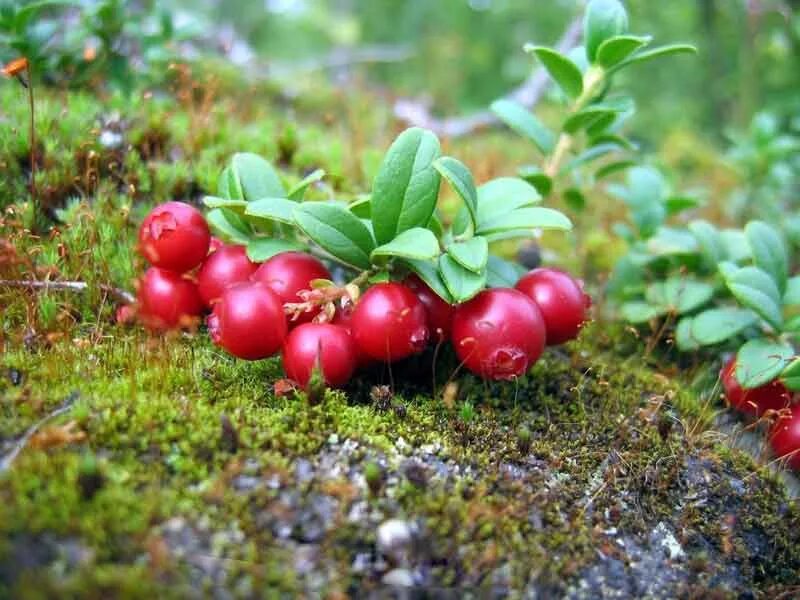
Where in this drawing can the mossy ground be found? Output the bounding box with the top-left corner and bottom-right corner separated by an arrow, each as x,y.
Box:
1,75 -> 799,598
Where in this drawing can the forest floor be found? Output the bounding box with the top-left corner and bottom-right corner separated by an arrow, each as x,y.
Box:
1,77 -> 799,598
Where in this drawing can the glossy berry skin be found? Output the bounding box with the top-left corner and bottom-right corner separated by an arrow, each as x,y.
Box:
332,305 -> 373,370
769,404 -> 800,470
208,236 -> 225,254
405,275 -> 454,341
451,288 -> 545,381
197,245 -> 258,308
138,201 -> 210,273
352,282 -> 429,362
720,357 -> 792,417
515,268 -> 589,345
251,252 -> 331,325
207,282 -> 287,360
282,323 -> 358,388
137,267 -> 203,331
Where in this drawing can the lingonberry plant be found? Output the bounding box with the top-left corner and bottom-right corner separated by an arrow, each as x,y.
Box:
124,119 -> 590,389
490,0 -> 696,208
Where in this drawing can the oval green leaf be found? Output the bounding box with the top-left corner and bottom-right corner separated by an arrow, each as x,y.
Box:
246,238 -> 306,262
596,35 -> 651,69
745,220 -> 788,295
486,255 -> 527,288
230,152 -> 285,200
690,307 -> 758,346
476,177 -> 541,227
288,169 -> 325,201
244,197 -> 298,225
490,99 -> 555,154
735,338 -> 795,389
447,237 -> 489,274
293,203 -> 375,270
434,156 -> 478,229
584,0 -> 629,62
371,127 -> 442,245
524,45 -> 584,99
722,265 -> 783,330
371,227 -> 440,262
439,254 -> 486,304
477,207 -> 572,236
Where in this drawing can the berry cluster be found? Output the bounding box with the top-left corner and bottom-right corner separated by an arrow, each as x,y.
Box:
130,201 -> 591,390
720,358 -> 800,470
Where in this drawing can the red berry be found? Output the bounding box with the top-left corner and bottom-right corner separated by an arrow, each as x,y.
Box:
352,282 -> 429,362
769,404 -> 800,470
282,323 -> 358,388
251,252 -> 331,325
197,245 -> 258,308
208,282 -> 287,360
332,304 -> 373,370
137,267 -> 203,331
451,288 -> 545,380
138,201 -> 210,273
515,268 -> 589,345
405,275 -> 454,341
208,236 -> 225,254
720,357 -> 792,417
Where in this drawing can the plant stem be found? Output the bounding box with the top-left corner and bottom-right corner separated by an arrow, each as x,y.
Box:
0,279 -> 135,304
27,65 -> 37,214
544,67 -> 606,178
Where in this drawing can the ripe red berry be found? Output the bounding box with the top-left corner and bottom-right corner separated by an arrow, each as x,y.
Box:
197,245 -> 258,308
332,304 -> 373,370
208,236 -> 225,254
137,267 -> 203,331
352,282 -> 429,362
451,288 -> 545,380
282,323 -> 358,388
769,404 -> 800,470
251,252 -> 331,325
720,357 -> 792,417
515,268 -> 589,345
405,275 -> 454,341
138,201 -> 210,273
207,281 -> 287,360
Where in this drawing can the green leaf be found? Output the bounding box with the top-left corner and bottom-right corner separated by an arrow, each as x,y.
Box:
690,308 -> 759,346
745,220 -> 788,295
736,338 -> 795,389
206,208 -> 252,245
486,255 -> 526,288
620,301 -> 665,324
611,44 -> 697,72
217,166 -> 243,199
780,359 -> 800,391
518,166 -> 553,196
202,196 -> 248,211
371,127 -> 442,245
524,45 -> 584,99
288,169 -> 325,200
564,143 -> 620,173
244,197 -> 298,225
490,99 -> 555,154
584,0 -> 629,62
371,227 -> 440,262
688,220 -> 724,266
784,276 -> 800,305
230,153 -> 285,200
645,277 -> 714,315
476,177 -> 541,226
664,196 -> 700,216
447,237 -> 489,274
563,188 -> 586,212
477,207 -> 572,236
720,229 -> 751,263
348,196 -> 371,218
246,238 -> 305,262
675,316 -> 699,351
596,35 -> 651,68
433,156 -> 478,229
722,265 -> 783,330
595,160 -> 637,179
293,203 -> 375,270
563,100 -> 630,133
646,227 -> 699,256
427,211 -> 445,238
403,259 -> 453,303
439,254 -> 486,303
